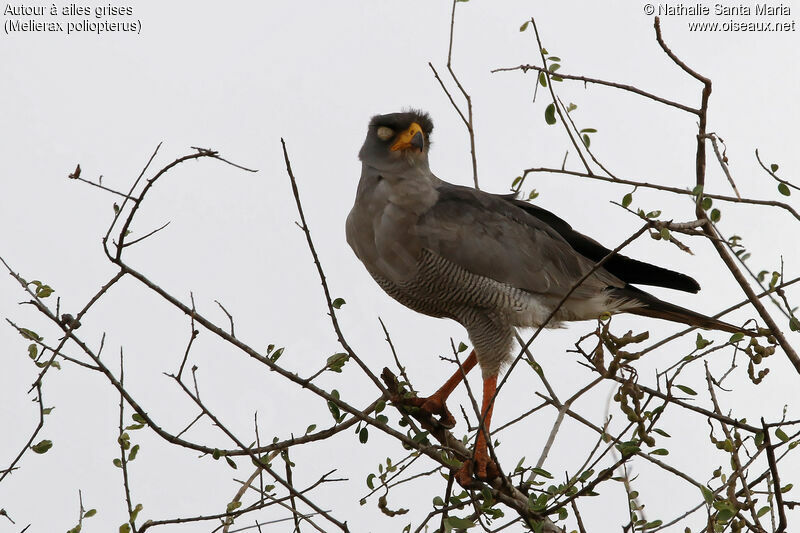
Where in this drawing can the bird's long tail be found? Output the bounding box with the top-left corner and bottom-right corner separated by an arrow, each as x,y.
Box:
611,286 -> 755,336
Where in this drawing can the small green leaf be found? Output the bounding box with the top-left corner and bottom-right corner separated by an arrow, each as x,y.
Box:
27,343 -> 38,359
649,448 -> 669,456
776,428 -> 790,442
538,71 -> 547,87
710,208 -> 721,222
520,21 -> 529,31
270,347 -> 284,362
332,298 -> 346,309
622,193 -> 633,208
119,524 -> 131,533
327,352 -> 350,373
755,431 -> 765,447
327,390 -> 343,422
548,63 -> 561,73
528,189 -> 539,200
675,384 -> 697,396
771,163 -> 779,172
457,342 -> 469,353
305,424 -> 317,434
19,328 -> 42,341
42,407 -> 54,415
35,285 -> 54,298
701,486 -> 714,505
443,517 -> 476,530
226,500 -> 242,513
130,503 -> 142,522
660,228 -> 670,241
653,428 -> 671,438
511,176 -> 522,188
580,128 -> 597,133
32,439 -> 53,453
701,197 -> 713,210
366,473 -> 376,489
530,467 -> 554,479
757,506 -> 770,517
729,333 -> 744,343
544,103 -> 556,125
716,508 -> 734,522
696,333 -> 712,349
132,413 -> 146,424
616,440 -> 641,455
359,427 -> 369,444
128,444 -> 139,461
84,509 -> 97,518
225,456 -> 237,469
781,483 -> 793,493
582,134 -> 590,147
790,317 -> 800,331
412,431 -> 429,444
778,183 -> 791,196
643,521 -> 663,529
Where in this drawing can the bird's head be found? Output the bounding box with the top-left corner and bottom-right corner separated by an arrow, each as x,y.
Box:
358,110 -> 434,173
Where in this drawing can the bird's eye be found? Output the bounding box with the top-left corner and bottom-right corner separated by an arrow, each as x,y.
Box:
376,126 -> 394,141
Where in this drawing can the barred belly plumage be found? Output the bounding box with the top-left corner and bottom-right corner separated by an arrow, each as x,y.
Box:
372,249 -> 545,376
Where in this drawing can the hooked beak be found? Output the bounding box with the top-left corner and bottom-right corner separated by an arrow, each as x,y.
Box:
391,122 -> 425,152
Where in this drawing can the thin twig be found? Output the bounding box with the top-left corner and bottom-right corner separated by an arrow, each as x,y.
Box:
491,64 -> 699,115
445,0 -> 478,188
280,139 -> 386,392
762,419 -> 788,533
521,166 -> 800,222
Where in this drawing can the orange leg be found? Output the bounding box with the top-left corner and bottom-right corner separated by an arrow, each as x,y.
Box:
456,373 -> 500,486
474,374 -> 498,477
404,350 -> 477,428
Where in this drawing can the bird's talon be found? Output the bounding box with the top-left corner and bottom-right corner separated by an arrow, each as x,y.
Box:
397,395 -> 456,428
454,457 -> 500,488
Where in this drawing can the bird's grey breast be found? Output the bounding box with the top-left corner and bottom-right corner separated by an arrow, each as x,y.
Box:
346,167 -> 439,283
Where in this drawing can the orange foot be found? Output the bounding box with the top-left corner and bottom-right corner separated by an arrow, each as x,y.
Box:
455,453 -> 500,488
400,394 -> 457,428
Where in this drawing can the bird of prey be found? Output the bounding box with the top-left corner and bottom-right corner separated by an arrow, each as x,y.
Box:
346,109 -> 747,486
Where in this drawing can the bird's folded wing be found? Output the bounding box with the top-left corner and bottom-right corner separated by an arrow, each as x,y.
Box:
414,184 -> 621,297
509,199 -> 700,293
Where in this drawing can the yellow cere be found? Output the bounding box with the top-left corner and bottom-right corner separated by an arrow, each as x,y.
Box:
390,122 -> 423,151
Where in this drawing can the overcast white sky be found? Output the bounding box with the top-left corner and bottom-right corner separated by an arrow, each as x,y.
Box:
1,1 -> 799,532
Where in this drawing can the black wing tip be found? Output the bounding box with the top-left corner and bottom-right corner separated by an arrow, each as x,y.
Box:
671,273 -> 701,293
